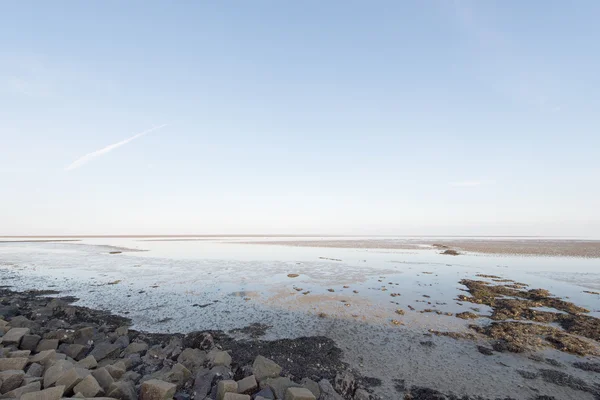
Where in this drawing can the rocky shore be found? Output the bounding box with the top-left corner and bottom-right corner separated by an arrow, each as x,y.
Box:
0,288 -> 373,400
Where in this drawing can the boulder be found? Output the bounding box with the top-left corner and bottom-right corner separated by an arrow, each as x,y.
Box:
0,369 -> 25,393
107,380 -> 136,400
237,374 -> 257,394
9,350 -> 31,358
252,356 -> 282,382
26,363 -> 44,378
300,378 -> 319,398
43,360 -> 74,388
114,335 -> 130,349
89,342 -> 120,362
208,350 -> 231,368
217,380 -> 238,400
334,371 -> 356,398
30,350 -> 57,366
1,327 -> 30,346
223,394 -> 250,400
77,355 -> 98,369
260,377 -> 301,400
284,387 -> 316,400
55,367 -> 90,395
106,362 -> 126,380
20,334 -> 42,351
115,326 -> 129,336
124,341 -> 148,356
318,380 -> 343,400
73,374 -> 104,397
140,379 -> 177,400
8,316 -> 39,330
163,363 -> 191,388
21,385 -> 65,400
122,370 -> 141,383
254,387 -> 275,399
176,348 -> 205,370
73,327 -> 95,346
60,344 -> 88,361
1,381 -> 41,398
36,339 -> 59,352
0,357 -> 28,371
192,368 -> 215,399
91,367 -> 115,392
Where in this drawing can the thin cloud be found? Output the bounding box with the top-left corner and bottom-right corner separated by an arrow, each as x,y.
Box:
65,124 -> 167,171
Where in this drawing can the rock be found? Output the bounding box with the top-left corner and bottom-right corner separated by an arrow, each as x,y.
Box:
90,342 -> 120,362
30,350 -> 57,366
73,374 -> 104,397
107,380 -> 136,400
252,356 -> 282,382
1,327 -> 30,346
192,368 -> 215,399
254,387 -> 275,399
0,319 -> 8,328
21,385 -> 65,400
91,367 -> 115,392
353,388 -> 373,400
115,326 -> 129,336
300,378 -> 320,398
43,360 -> 74,388
318,380 -> 343,400
0,357 -> 28,371
140,379 -> 177,400
20,334 -> 42,351
8,316 -> 39,330
36,339 -> 59,352
0,369 -> 25,393
164,363 -> 191,389
9,350 -> 31,358
77,355 -> 98,369
237,374 -> 257,394
122,370 -> 141,383
284,387 -> 316,400
27,363 -> 44,378
23,376 -> 43,385
123,353 -> 142,369
55,367 -> 90,395
208,350 -> 231,367
334,372 -> 356,398
223,394 -> 250,400
0,380 -> 41,398
114,335 -> 130,349
174,392 -> 190,400
217,380 -> 238,400
124,341 -> 148,356
59,343 -> 88,361
176,348 -> 205,370
260,377 -> 301,400
73,327 -> 95,346
0,306 -> 19,320
182,332 -> 214,350
106,362 -> 126,380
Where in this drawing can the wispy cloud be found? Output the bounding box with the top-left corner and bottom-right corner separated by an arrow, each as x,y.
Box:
65,124 -> 167,171
448,181 -> 489,188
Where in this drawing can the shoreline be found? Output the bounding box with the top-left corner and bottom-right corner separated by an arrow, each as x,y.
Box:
238,239 -> 600,258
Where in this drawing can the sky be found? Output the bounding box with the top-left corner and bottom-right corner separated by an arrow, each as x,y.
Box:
1,1 -> 599,237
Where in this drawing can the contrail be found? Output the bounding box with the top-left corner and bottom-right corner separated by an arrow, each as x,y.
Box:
65,124 -> 167,171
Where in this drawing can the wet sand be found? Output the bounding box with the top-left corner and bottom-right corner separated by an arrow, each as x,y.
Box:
241,239 -> 600,258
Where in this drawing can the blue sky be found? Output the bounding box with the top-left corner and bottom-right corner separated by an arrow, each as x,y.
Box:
1,1 -> 599,236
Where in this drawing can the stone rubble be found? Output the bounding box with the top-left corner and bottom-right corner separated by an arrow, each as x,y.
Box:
0,289 -> 377,400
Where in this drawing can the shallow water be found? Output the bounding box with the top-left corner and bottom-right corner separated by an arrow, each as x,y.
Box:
1,237 -> 599,399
